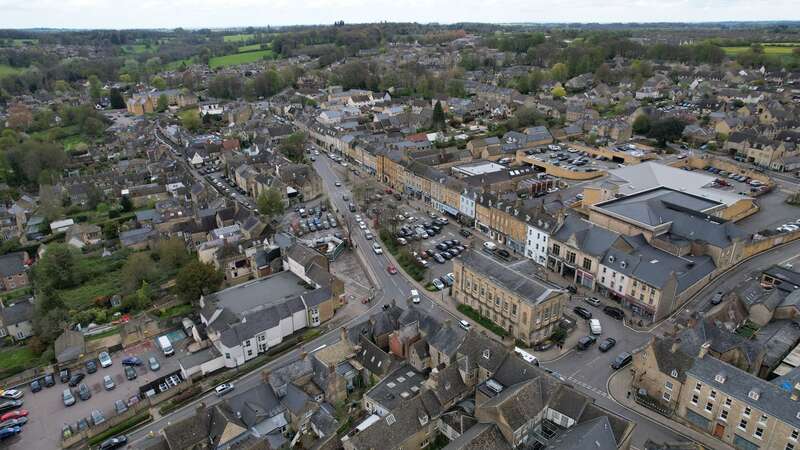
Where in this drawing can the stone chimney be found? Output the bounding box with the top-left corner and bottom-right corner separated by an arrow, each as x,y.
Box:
698,341 -> 711,359
791,383 -> 800,401
340,326 -> 348,342
670,338 -> 681,354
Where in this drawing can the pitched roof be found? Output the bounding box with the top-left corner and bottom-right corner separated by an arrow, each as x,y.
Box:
0,252 -> 26,277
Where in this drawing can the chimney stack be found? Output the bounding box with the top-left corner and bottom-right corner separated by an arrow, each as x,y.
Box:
698,341 -> 711,359
340,326 -> 348,342
670,338 -> 681,354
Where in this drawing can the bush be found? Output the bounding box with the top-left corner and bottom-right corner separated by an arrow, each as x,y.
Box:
87,411 -> 151,446
457,304 -> 507,337
551,328 -> 567,343
108,209 -> 120,219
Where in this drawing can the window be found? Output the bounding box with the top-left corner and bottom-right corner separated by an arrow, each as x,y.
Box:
512,304 -> 517,316
744,407 -> 752,417
633,280 -> 638,287
760,414 -> 768,424
739,418 -> 748,431
602,267 -> 607,274
662,392 -> 671,401
724,397 -> 732,407
225,353 -> 231,359
792,429 -> 799,441
695,382 -> 702,391
566,251 -> 576,264
710,390 -> 717,400
691,394 -> 699,405
705,402 -> 713,412
665,381 -> 674,391
247,349 -> 253,357
582,258 -> 592,271
754,427 -> 764,439
552,244 -> 561,255
720,409 -> 728,421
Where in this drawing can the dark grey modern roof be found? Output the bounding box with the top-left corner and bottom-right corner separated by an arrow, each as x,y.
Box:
442,423 -> 512,450
357,335 -> 393,377
205,271 -> 311,316
546,416 -> 618,450
553,215 -> 621,257
225,383 -> 285,428
0,299 -> 33,325
458,250 -> 563,306
218,296 -> 306,346
594,187 -> 722,227
427,323 -> 466,362
365,364 -> 426,412
0,252 -> 26,278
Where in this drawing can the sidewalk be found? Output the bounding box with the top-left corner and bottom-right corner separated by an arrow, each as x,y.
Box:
608,368 -> 735,450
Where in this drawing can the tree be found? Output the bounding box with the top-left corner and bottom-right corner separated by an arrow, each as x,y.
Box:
632,114 -> 651,135
551,85 -> 566,98
446,79 -> 466,98
83,117 -> 105,137
648,118 -> 686,147
109,88 -> 125,109
32,287 -> 68,348
176,260 -> 223,303
6,103 -> 33,130
121,252 -> 157,293
156,94 -> 169,112
432,101 -> 446,131
180,109 -> 201,131
151,76 -> 167,90
120,195 -> 133,212
156,238 -> 190,271
594,63 -> 612,83
550,63 -> 568,83
123,280 -> 153,312
34,244 -> 78,289
257,187 -> 285,217
88,74 -> 102,100
279,132 -> 306,163
54,80 -> 70,93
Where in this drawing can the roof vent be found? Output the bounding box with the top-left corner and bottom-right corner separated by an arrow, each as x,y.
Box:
748,389 -> 760,401
385,414 -> 396,425
671,369 -> 679,378
483,349 -> 491,360
609,255 -> 615,263
620,261 -> 627,269
714,373 -> 726,384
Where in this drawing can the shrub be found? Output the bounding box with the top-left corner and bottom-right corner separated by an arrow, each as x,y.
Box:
457,304 -> 507,337
87,412 -> 151,446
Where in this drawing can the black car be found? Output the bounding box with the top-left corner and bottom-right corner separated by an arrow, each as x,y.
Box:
444,240 -> 455,247
124,366 -> 137,381
425,249 -> 436,258
573,306 -> 592,320
434,254 -> 446,264
85,360 -> 97,374
603,306 -> 625,320
436,243 -> 448,251
611,352 -> 633,370
497,249 -> 510,258
59,368 -> 71,384
99,435 -> 128,450
599,337 -> 617,352
576,336 -> 597,350
459,229 -> 472,238
43,374 -> 55,387
78,383 -> 92,401
29,380 -> 41,393
441,251 -> 454,260
68,372 -> 85,387
451,239 -> 461,247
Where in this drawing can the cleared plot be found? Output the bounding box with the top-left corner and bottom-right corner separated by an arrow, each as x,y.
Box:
209,49 -> 275,68
223,33 -> 255,42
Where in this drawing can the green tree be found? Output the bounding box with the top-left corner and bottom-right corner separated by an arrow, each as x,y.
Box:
34,244 -> 78,289
109,87 -> 125,109
446,79 -> 466,98
180,109 -> 201,131
151,76 -> 167,90
120,195 -> 133,212
632,114 -> 651,135
32,288 -> 68,348
176,260 -> 224,304
550,63 -> 568,83
257,187 -> 285,217
648,118 -> 686,147
156,94 -> 169,112
123,280 -> 153,311
432,101 -> 446,131
156,238 -> 190,271
279,132 -> 307,163
594,63 -> 612,83
54,80 -> 70,93
121,252 -> 157,293
88,74 -> 102,100
551,85 -> 566,98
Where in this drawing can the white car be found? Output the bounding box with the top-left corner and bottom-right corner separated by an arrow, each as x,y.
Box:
372,243 -> 383,254
335,181 -> 342,187
483,241 -> 497,251
1,389 -> 23,400
784,224 -> 800,232
98,351 -> 112,368
355,215 -> 362,222
410,289 -> 421,304
215,383 -> 235,397
459,320 -> 471,330
432,279 -> 445,291
358,221 -> 367,230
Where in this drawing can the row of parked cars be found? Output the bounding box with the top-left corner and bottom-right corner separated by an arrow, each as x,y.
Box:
395,217 -> 450,243
0,388 -> 28,441
431,273 -> 455,291
425,239 -> 465,264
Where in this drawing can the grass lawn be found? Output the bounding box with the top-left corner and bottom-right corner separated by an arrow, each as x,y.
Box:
157,303 -> 193,319
166,58 -> 195,70
0,346 -> 40,373
122,44 -> 157,54
0,64 -> 25,78
722,45 -> 799,63
238,43 -> 265,52
86,326 -> 120,341
209,49 -> 275,68
223,33 -> 255,42
12,39 -> 38,46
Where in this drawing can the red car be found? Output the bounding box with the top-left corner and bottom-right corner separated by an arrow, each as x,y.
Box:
0,410 -> 28,422
387,265 -> 398,275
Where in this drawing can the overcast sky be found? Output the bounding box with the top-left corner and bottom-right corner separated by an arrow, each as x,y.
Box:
0,0 -> 797,29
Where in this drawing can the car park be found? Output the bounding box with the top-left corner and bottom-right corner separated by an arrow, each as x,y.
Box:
62,389 -> 76,407
573,306 -> 592,320
576,336 -> 597,350
78,383 -> 91,401
68,373 -> 85,387
611,352 -> 633,370
1,390 -> 23,400
599,337 -> 617,352
603,306 -> 625,320
215,383 -> 235,397
98,351 -> 112,368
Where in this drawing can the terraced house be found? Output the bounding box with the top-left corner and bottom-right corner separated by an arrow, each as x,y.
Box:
452,249 -> 566,345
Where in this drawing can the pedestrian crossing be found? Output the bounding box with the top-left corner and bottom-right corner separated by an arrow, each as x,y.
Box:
567,376 -> 609,399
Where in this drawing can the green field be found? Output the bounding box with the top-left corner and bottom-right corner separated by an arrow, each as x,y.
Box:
209,49 -> 275,68
13,39 -> 38,46
238,43 -> 265,52
122,44 -> 157,54
722,45 -> 798,56
0,64 -> 25,78
223,33 -> 255,42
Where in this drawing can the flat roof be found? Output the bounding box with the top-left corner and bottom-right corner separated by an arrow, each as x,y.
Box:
452,161 -> 506,177
594,187 -> 722,227
208,270 -> 311,315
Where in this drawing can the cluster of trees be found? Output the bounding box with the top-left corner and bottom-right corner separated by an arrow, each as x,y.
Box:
206,67 -> 300,101
279,131 -> 307,163
632,115 -> 687,147
256,187 -> 285,218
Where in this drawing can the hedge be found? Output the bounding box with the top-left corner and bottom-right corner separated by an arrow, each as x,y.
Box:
87,411 -> 151,446
158,385 -> 202,415
457,304 -> 507,337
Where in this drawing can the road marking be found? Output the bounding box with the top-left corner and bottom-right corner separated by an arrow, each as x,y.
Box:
567,376 -> 609,398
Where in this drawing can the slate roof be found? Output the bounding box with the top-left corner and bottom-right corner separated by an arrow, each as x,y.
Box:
427,322 -> 466,363
346,391 -> 443,450
443,423 -> 513,450
456,331 -> 508,375
458,250 -> 563,306
553,215 -> 622,258
545,416 -> 618,450
0,252 -> 26,278
225,383 -> 285,428
356,335 -> 393,377
0,299 -> 33,325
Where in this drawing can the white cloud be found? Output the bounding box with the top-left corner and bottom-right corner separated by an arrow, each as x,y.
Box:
0,0 -> 796,28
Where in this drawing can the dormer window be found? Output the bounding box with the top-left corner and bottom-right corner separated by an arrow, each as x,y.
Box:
671,369 -> 679,378
749,390 -> 760,401
609,255 -> 615,263
483,349 -> 491,360
715,374 -> 726,384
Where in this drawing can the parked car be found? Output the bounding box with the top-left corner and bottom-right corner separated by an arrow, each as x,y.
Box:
483,241 -> 497,251
0,417 -> 27,428
589,319 -> 602,335
59,368 -> 71,384
710,291 -> 724,305
0,401 -> 22,413
459,229 -> 472,238
78,383 -> 91,401
410,289 -> 421,304
0,410 -> 27,422
98,352 -> 112,368
611,352 -> 633,370
76,417 -> 89,432
1,390 -> 23,400
114,399 -> 128,415
85,360 -> 98,374
121,356 -> 142,366
576,336 -> 597,350
215,383 -> 235,397
127,395 -> 141,407
603,306 -> 625,320
148,357 -> 160,371
459,320 -> 471,330
443,273 -> 455,286
432,278 -> 445,291
497,249 -> 510,258
0,426 -> 20,440
29,380 -> 41,393
62,389 -> 76,407
103,375 -> 115,391
599,337 -> 617,352
43,374 -> 55,387
573,306 -> 592,320
124,366 -> 137,381
68,373 -> 85,387
584,297 -> 601,307
99,435 -> 128,450
91,409 -> 106,426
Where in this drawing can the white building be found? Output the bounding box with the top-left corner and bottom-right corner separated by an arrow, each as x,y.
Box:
524,224 -> 550,266
459,191 -> 476,220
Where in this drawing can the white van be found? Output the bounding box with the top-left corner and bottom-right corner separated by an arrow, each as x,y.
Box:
589,319 -> 602,335
158,335 -> 175,357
